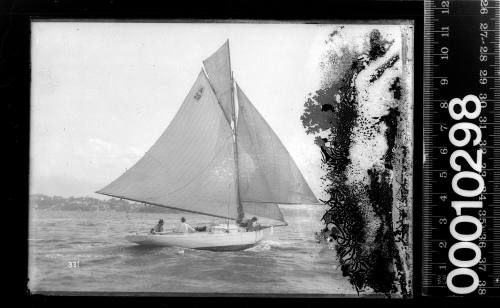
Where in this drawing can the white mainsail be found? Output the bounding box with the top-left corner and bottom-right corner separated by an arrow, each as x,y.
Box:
97,70 -> 239,219
97,42 -> 318,223
203,40 -> 234,123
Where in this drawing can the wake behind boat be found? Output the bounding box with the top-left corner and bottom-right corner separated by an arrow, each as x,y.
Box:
97,41 -> 319,251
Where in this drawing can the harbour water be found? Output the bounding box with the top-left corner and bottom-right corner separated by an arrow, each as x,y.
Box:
28,204 -> 356,295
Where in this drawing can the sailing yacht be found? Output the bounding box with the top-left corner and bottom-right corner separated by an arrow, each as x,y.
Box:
97,41 -> 318,251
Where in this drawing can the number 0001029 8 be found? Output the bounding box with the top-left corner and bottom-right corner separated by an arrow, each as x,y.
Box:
445,94 -> 486,295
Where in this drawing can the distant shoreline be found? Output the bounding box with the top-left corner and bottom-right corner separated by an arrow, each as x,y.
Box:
29,194 -> 181,213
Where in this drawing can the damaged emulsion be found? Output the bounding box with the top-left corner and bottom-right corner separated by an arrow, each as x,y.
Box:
369,54 -> 400,83
301,28 -> 411,297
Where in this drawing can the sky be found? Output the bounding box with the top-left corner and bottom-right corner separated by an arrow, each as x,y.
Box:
30,22 -> 340,199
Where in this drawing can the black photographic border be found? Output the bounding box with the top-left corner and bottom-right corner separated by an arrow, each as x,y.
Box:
2,0 -> 456,305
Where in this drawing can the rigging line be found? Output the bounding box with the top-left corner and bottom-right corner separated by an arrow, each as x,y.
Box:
227,183 -> 230,231
201,71 -> 242,219
201,67 -> 233,127
232,79 -> 244,221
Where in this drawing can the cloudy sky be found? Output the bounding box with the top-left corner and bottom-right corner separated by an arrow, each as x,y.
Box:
30,22 -> 341,199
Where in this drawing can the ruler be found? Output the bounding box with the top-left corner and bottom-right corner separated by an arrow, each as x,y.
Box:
423,0 -> 500,296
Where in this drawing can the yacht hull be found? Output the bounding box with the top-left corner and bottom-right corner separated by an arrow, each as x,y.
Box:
125,226 -> 273,251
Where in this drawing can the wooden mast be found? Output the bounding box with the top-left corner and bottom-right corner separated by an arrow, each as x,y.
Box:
227,40 -> 244,223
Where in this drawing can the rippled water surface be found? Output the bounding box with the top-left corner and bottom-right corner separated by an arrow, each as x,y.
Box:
29,205 -> 355,294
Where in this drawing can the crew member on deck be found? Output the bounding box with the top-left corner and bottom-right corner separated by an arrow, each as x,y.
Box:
151,219 -> 164,233
176,217 -> 196,233
237,217 -> 249,229
247,217 -> 260,231
238,216 -> 260,231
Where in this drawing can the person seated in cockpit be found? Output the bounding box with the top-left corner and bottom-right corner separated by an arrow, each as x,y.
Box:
176,217 -> 196,233
247,217 -> 260,231
150,219 -> 164,234
238,216 -> 260,231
